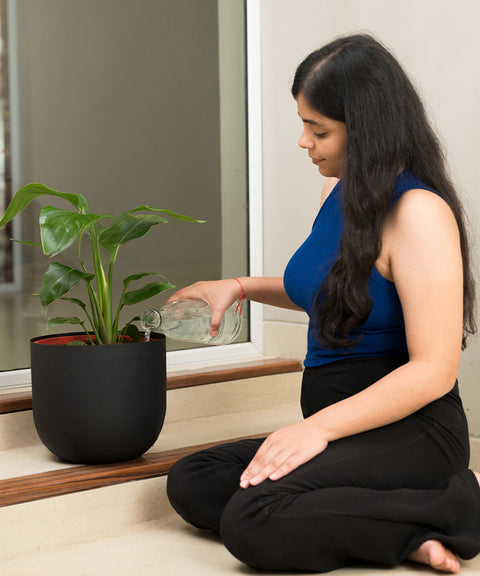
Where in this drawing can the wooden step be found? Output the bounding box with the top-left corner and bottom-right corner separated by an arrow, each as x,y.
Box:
0,358 -> 302,507
0,433 -> 268,508
0,358 -> 303,414
0,358 -> 302,506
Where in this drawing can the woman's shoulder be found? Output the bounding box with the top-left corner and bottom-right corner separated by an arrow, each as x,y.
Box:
378,187 -> 459,281
392,187 -> 454,225
385,187 -> 459,254
392,171 -> 438,202
390,170 -> 452,227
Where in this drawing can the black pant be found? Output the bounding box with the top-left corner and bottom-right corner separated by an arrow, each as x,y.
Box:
167,355 -> 480,572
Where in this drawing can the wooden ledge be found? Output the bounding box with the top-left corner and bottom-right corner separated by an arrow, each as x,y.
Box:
0,433 -> 269,508
0,391 -> 33,414
0,358 -> 303,414
167,358 -> 302,390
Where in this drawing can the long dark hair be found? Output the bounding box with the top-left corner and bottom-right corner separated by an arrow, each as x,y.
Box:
292,33 -> 476,349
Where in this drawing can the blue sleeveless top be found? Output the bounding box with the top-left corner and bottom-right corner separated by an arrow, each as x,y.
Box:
283,171 -> 438,367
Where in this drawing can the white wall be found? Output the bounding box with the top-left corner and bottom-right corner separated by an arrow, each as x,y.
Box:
259,0 -> 480,433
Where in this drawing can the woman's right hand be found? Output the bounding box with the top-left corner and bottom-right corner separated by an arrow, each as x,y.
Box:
166,279 -> 243,336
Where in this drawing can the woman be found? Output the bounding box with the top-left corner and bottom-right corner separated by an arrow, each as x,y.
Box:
166,34 -> 480,573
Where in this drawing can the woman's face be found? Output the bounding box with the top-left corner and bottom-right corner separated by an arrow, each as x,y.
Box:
297,94 -> 347,179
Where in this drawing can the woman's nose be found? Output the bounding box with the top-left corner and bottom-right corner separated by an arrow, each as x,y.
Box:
298,130 -> 314,149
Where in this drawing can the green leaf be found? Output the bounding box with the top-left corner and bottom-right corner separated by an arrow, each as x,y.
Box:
97,213 -> 168,251
123,281 -> 175,306
46,316 -> 84,329
0,183 -> 88,226
40,263 -> 94,307
130,205 -> 206,223
60,296 -> 88,311
97,207 -> 204,252
123,323 -> 142,342
122,271 -> 172,290
10,239 -> 41,247
40,207 -> 106,256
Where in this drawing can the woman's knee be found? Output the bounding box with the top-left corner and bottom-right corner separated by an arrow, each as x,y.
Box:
166,455 -> 196,517
167,447 -> 249,532
220,486 -> 344,572
220,489 -> 266,568
220,485 -> 292,570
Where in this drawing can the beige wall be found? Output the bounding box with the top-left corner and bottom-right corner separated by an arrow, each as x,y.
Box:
259,0 -> 480,433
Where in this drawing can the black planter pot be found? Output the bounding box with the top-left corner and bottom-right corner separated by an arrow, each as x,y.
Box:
30,332 -> 167,465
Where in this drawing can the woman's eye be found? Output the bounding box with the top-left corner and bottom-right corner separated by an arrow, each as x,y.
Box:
314,132 -> 327,139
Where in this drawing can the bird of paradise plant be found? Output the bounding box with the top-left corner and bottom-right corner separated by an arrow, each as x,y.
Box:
0,183 -> 204,344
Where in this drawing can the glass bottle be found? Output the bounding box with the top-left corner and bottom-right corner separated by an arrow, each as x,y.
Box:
140,299 -> 243,345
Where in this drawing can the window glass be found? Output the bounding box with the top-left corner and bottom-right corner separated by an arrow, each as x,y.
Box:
0,0 -> 12,285
0,0 -> 248,371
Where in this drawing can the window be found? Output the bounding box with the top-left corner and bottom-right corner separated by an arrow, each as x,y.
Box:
0,0 -> 12,285
0,0 -> 263,388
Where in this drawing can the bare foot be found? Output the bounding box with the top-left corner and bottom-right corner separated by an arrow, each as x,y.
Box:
407,471 -> 480,573
408,540 -> 460,574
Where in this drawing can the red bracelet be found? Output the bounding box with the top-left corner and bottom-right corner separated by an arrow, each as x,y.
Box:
233,277 -> 246,315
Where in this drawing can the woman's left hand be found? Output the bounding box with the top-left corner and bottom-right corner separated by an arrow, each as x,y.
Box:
239,419 -> 329,488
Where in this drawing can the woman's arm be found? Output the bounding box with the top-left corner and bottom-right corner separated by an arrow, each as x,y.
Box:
167,276 -> 301,335
167,178 -> 335,334
240,188 -> 464,488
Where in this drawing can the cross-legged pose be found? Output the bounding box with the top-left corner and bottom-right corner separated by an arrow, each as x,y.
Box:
166,34 -> 480,574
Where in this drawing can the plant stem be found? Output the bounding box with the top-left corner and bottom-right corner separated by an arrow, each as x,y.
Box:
89,224 -> 110,342
84,279 -> 104,342
107,246 -> 119,340
79,322 -> 95,345
77,229 -> 102,342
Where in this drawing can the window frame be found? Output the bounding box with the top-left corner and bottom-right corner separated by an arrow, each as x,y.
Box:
0,0 -> 263,389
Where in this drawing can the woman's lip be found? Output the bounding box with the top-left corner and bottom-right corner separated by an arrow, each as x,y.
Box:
310,157 -> 323,165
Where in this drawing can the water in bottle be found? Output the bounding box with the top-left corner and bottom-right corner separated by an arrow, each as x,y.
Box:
140,299 -> 243,345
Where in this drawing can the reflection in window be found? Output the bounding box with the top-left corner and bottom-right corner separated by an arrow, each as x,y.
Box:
0,0 -> 248,372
